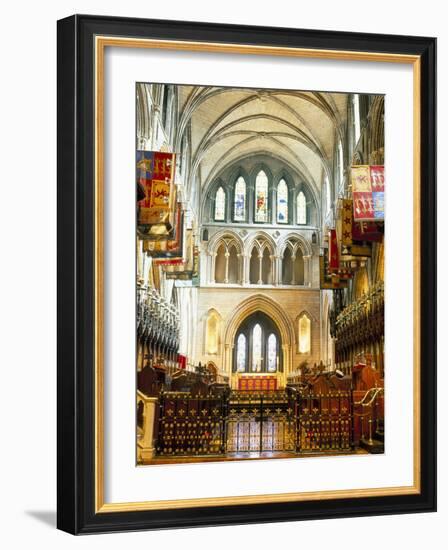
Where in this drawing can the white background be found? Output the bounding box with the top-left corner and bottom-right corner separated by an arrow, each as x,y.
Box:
0,0 -> 444,547
105,48 -> 414,503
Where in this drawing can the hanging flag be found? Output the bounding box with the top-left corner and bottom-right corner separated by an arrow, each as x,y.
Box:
340,198 -> 354,247
319,252 -> 348,289
337,198 -> 373,260
352,220 -> 383,242
137,150 -> 176,230
143,205 -> 185,261
351,165 -> 384,221
164,229 -> 199,282
328,229 -> 339,273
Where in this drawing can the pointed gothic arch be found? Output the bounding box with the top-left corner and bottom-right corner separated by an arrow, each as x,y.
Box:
223,294 -> 294,381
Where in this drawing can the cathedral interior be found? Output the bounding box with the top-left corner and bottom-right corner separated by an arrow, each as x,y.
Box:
136,83 -> 385,464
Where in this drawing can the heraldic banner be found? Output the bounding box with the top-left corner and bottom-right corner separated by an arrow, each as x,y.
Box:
351,165 -> 384,222
136,151 -> 176,228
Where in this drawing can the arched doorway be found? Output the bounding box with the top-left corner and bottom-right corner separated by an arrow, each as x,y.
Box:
233,311 -> 282,373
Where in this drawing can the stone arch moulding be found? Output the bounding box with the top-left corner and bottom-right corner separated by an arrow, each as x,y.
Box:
208,229 -> 245,256
244,230 -> 276,256
296,308 -> 318,324
222,294 -> 294,380
278,232 -> 313,257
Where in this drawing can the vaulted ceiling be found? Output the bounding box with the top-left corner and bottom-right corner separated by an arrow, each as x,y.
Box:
176,86 -> 348,193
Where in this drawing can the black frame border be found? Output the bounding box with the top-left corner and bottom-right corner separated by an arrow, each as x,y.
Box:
57,14 -> 436,534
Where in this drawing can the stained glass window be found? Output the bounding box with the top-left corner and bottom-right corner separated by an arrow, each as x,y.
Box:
234,176 -> 246,221
236,333 -> 246,372
267,333 -> 277,372
214,186 -> 225,221
252,323 -> 262,372
297,191 -> 307,224
255,170 -> 268,222
298,314 -> 311,353
277,179 -> 288,223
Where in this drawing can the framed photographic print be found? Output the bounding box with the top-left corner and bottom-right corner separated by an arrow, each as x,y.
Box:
57,14 -> 436,534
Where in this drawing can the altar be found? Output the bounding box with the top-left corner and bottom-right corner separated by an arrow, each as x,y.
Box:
237,375 -> 278,391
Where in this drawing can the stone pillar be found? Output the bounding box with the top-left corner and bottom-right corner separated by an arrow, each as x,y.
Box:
224,342 -> 234,383
273,255 -> 281,286
137,396 -> 158,462
151,105 -> 160,149
291,254 -> 296,285
237,253 -> 244,284
241,254 -> 249,285
257,253 -> 263,285
303,255 -> 312,286
210,252 -> 217,283
281,343 -> 290,387
224,251 -> 230,284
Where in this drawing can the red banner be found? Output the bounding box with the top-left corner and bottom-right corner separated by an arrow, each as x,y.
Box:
328,229 -> 339,273
137,151 -> 176,228
351,165 -> 384,222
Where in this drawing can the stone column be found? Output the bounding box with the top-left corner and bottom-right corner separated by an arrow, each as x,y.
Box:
237,253 -> 244,285
242,254 -> 250,285
151,105 -> 160,149
269,256 -> 277,285
303,255 -> 312,286
210,252 -> 217,283
257,253 -> 263,285
273,255 -> 281,286
224,251 -> 230,284
281,343 -> 290,387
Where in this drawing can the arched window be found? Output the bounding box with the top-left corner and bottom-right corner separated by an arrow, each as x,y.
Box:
298,314 -> 311,354
252,323 -> 263,372
297,191 -> 307,224
232,312 -> 281,373
267,334 -> 278,372
233,176 -> 246,221
214,186 -> 226,221
277,179 -> 288,223
236,334 -> 247,372
255,170 -> 268,222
